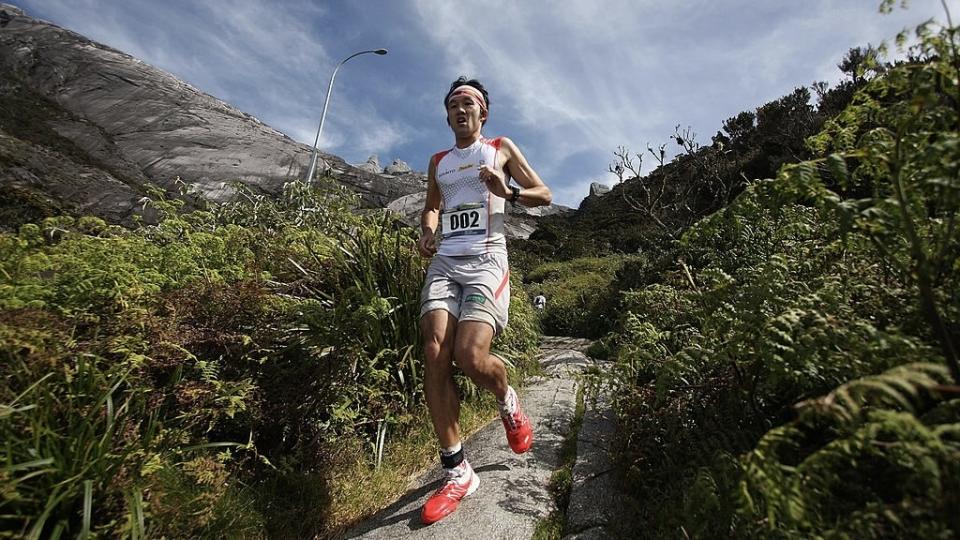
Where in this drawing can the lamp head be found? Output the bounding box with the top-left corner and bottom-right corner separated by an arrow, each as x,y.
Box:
374,49 -> 388,55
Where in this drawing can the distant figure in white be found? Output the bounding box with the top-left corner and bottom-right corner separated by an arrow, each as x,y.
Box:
533,294 -> 546,311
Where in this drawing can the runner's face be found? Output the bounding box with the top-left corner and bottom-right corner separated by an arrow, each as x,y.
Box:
446,94 -> 484,136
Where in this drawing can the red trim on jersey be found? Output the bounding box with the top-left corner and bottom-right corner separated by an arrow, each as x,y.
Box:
432,148 -> 452,169
489,136 -> 511,182
485,188 -> 493,252
494,270 -> 510,299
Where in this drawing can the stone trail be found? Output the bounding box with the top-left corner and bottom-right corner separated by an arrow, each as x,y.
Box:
337,336 -> 626,540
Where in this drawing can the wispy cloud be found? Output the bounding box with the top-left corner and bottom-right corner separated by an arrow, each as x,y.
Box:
18,0 -> 950,207
321,99 -> 415,162
28,0 -> 332,118
409,0 -> 947,205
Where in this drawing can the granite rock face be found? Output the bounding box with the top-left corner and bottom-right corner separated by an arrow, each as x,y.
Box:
0,4 -> 564,238
577,181 -> 614,211
354,155 -> 382,174
0,5 -> 423,225
589,181 -> 611,197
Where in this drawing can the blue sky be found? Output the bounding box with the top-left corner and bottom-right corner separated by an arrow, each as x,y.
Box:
16,0 -> 952,208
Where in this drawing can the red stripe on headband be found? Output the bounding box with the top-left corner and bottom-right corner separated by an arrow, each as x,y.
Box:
450,85 -> 487,112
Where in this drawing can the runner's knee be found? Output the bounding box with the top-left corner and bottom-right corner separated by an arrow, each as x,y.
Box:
424,339 -> 452,363
421,309 -> 456,364
454,340 -> 487,373
423,334 -> 455,381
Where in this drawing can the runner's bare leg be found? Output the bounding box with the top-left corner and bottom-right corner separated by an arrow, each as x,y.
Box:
422,309 -> 461,447
454,320 -> 508,400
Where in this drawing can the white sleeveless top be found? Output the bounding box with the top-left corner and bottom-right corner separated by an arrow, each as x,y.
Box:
432,136 -> 507,257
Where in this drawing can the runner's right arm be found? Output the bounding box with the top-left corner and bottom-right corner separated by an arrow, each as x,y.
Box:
418,156 -> 442,257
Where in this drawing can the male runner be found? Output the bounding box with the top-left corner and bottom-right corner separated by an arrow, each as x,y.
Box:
416,76 -> 552,525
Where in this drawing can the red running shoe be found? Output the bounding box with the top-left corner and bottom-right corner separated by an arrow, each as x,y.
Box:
421,460 -> 480,525
501,387 -> 533,454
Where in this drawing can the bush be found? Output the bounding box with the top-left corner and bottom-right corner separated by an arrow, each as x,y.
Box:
494,273 -> 542,369
591,13 -> 960,537
0,177 -> 542,537
525,256 -> 634,338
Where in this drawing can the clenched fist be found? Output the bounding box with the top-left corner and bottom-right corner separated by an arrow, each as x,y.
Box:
417,228 -> 438,257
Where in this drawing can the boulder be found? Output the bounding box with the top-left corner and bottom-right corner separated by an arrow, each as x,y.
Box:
384,158 -> 412,175
355,154 -> 381,174
578,181 -> 614,211
589,181 -> 611,197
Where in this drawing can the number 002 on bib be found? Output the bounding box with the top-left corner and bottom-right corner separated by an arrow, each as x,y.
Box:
441,203 -> 488,238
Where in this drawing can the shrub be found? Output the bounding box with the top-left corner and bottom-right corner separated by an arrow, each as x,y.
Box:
592,12 -> 960,537
0,177 -> 542,537
526,256 -> 634,338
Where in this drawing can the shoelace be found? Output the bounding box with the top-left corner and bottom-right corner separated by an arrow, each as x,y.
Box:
500,390 -> 519,430
502,409 -> 521,431
436,467 -> 468,495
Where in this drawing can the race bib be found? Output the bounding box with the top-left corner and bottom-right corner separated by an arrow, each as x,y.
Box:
441,203 -> 487,238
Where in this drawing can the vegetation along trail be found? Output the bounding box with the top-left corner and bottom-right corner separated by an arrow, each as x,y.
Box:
340,336 -> 612,539
1,3 -> 958,539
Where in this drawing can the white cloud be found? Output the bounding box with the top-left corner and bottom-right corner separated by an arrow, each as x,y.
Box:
408,0 -> 948,206
322,100 -> 414,163
20,0 -> 954,208
25,0 -> 334,137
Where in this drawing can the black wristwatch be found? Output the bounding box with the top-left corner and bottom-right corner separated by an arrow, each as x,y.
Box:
509,185 -> 521,204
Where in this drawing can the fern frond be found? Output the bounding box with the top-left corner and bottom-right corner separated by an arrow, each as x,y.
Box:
798,362 -> 950,424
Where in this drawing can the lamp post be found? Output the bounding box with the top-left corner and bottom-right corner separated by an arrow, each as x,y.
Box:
305,48 -> 388,183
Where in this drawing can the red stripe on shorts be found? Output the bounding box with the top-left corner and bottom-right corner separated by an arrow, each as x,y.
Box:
494,270 -> 510,299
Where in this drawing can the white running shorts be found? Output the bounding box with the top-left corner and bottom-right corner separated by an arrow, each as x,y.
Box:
420,252 -> 510,334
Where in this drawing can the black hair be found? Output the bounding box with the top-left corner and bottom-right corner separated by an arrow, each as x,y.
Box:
443,76 -> 490,110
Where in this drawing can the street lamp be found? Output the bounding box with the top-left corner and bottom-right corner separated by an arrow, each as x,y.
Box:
305,48 -> 388,183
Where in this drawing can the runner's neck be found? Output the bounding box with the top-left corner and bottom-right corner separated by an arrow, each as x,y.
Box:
455,133 -> 482,149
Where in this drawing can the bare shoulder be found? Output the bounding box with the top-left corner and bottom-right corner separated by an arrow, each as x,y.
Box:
497,136 -> 528,167
498,136 -> 522,156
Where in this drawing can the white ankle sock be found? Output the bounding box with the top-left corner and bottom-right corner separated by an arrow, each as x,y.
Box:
441,442 -> 462,456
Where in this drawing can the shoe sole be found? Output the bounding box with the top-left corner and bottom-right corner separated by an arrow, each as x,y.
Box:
510,439 -> 533,454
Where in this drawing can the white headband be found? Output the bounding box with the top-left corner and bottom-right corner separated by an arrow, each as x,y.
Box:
449,85 -> 487,113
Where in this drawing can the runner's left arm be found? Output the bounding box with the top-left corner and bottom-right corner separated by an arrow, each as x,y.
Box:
492,137 -> 552,207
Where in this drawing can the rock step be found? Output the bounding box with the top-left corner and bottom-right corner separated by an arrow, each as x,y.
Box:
563,377 -> 626,539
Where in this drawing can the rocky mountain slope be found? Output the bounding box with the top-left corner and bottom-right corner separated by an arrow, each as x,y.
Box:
4,4 -> 562,233
0,4 -> 428,226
